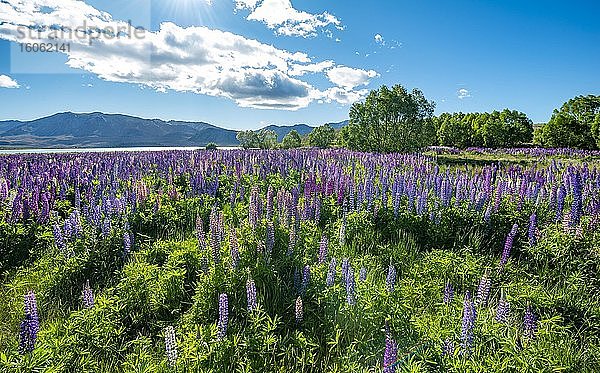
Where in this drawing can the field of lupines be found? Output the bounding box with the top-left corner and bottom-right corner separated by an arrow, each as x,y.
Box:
0,149 -> 599,372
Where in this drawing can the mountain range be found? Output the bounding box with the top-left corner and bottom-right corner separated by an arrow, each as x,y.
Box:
0,112 -> 348,148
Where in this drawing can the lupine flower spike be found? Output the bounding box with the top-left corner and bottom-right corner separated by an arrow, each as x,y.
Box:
523,305 -> 538,340
460,291 -> 476,355
164,325 -> 178,367
246,278 -> 257,312
217,294 -> 228,340
295,296 -> 303,323
443,281 -> 454,304
82,280 -> 94,308
19,291 -> 39,354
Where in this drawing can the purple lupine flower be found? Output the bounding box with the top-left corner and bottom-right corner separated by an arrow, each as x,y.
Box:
196,216 -> 206,250
442,338 -> 455,357
443,281 -> 454,304
217,293 -> 228,340
359,267 -> 367,282
82,280 -> 94,308
500,224 -> 518,268
523,305 -> 537,340
210,209 -> 221,265
528,212 -> 537,246
460,291 -> 476,355
265,221 -> 275,258
123,230 -> 132,257
326,258 -> 337,287
383,326 -> 398,373
101,218 -> 111,239
345,265 -> 356,306
266,186 -> 274,221
570,173 -> 583,227
164,325 -> 178,367
295,296 -> 303,323
19,291 -> 39,354
341,258 -> 350,282
230,229 -> 240,269
318,234 -> 328,264
246,278 -> 257,312
52,221 -> 68,255
339,217 -> 346,247
495,296 -> 510,324
476,273 -> 491,306
556,184 -> 566,222
386,264 -> 396,293
301,265 -> 311,295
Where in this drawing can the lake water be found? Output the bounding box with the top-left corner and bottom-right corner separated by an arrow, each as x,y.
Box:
0,146 -> 240,155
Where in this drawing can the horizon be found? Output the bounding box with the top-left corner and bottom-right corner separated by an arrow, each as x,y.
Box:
1,0 -> 599,128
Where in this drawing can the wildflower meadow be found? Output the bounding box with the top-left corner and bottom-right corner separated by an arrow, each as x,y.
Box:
0,149 -> 599,372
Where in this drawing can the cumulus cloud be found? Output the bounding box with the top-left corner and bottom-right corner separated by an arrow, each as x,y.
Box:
236,0 -> 342,38
458,88 -> 471,99
0,0 -> 376,110
326,66 -> 378,90
373,33 -> 402,49
0,74 -> 19,88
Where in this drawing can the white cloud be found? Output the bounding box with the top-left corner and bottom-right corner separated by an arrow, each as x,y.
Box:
374,33 -> 402,49
289,60 -> 335,76
0,0 -> 376,110
326,66 -> 378,90
0,74 -> 19,88
458,88 -> 471,99
237,0 -> 342,38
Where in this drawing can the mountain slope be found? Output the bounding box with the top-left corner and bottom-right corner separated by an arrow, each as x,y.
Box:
0,112 -> 239,148
0,112 -> 350,148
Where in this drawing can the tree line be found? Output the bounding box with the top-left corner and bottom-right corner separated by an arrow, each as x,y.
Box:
236,84 -> 600,152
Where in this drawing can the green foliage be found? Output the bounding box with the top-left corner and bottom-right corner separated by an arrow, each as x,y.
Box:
536,95 -> 600,149
1,153 -> 600,372
435,110 -> 533,148
342,84 -> 436,152
281,129 -> 302,149
236,130 -> 260,149
236,129 -> 278,149
205,142 -> 218,150
307,124 -> 336,148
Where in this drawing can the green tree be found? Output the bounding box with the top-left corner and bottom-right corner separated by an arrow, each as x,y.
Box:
342,84 -> 436,153
536,95 -> 600,149
256,129 -> 278,149
205,142 -> 218,150
436,112 -> 477,148
478,110 -> 533,148
307,124 -> 336,148
281,129 -> 302,149
236,130 -> 260,149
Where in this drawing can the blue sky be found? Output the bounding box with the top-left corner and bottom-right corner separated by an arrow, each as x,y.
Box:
0,0 -> 598,129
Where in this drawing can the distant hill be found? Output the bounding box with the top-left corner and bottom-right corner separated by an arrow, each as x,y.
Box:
0,112 -> 349,148
262,124 -> 314,141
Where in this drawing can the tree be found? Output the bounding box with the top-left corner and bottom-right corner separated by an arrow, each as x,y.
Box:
237,129 -> 277,149
342,84 -> 436,153
478,110 -> 533,148
237,130 -> 260,149
281,130 -> 302,149
205,142 -> 218,150
436,112 -> 476,148
307,124 -> 336,148
256,129 -> 278,149
536,95 -> 600,149
435,110 -> 533,148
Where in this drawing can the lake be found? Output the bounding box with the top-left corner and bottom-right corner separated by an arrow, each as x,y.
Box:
0,146 -> 240,155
